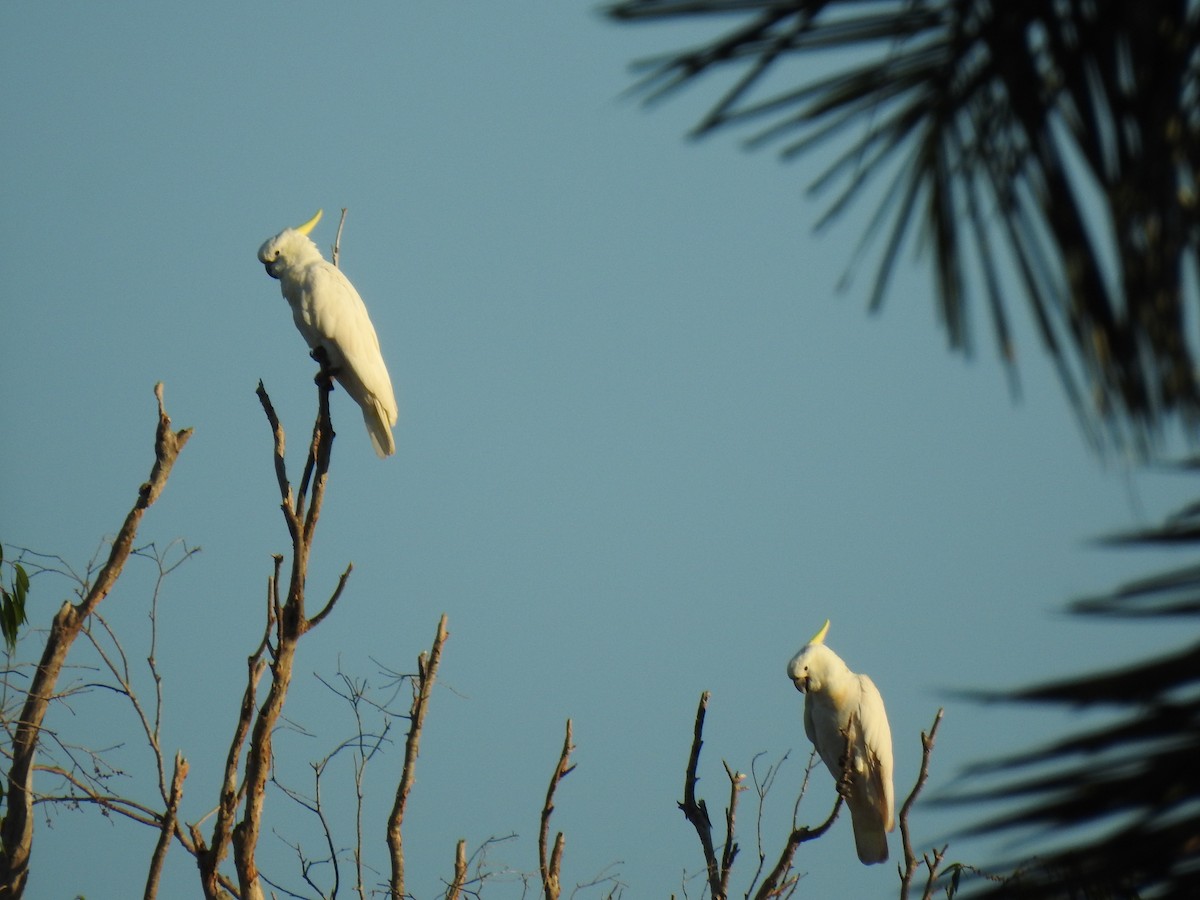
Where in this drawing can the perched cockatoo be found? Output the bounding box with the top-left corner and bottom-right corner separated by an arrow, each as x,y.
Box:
257,209 -> 399,457
787,619 -> 894,864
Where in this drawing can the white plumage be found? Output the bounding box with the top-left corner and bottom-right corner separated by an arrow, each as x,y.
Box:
258,210 -> 398,457
786,619 -> 895,864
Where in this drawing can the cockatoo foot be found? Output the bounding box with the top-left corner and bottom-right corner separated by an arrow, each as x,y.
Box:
309,347 -> 341,383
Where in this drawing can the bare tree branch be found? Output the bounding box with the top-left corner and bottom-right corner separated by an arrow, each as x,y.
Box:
388,614 -> 450,898
899,708 -> 945,900
145,752 -> 188,900
444,838 -> 467,900
0,383 -> 190,898
719,760 -> 743,896
678,692 -> 726,900
540,719 -> 576,900
33,764 -> 165,827
254,381 -> 294,528
752,795 -> 842,900
227,375 -> 338,900
308,563 -> 353,631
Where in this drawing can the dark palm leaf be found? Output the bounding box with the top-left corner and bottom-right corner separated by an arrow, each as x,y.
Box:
607,0 -> 1200,452
947,478 -> 1200,898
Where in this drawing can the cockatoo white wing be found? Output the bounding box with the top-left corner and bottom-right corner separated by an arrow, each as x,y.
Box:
301,262 -> 399,458
840,673 -> 894,865
803,689 -> 848,787
854,673 -> 895,831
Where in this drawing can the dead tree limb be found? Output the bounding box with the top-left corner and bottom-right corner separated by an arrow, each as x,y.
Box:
145,752 -> 189,900
679,691 -> 738,900
539,719 -> 576,900
229,375 -> 340,900
0,383 -> 190,899
720,760 -> 744,888
444,839 -> 467,900
387,614 -> 450,898
182,376 -> 344,900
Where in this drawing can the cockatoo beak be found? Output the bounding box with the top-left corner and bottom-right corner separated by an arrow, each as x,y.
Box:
295,209 -> 323,235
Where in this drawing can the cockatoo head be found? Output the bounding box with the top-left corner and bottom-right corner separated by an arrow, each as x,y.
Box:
258,209 -> 324,280
787,619 -> 840,694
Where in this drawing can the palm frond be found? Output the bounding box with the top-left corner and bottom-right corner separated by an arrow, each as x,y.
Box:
946,486 -> 1200,898
607,0 -> 1200,452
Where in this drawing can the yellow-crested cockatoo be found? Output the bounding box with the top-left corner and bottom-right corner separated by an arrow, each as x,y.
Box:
787,619 -> 894,864
258,209 -> 399,457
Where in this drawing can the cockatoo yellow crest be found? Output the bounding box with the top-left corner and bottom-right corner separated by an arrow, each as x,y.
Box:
258,210 -> 399,457
787,620 -> 894,864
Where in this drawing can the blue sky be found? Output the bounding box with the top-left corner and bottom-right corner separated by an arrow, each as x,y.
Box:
2,3 -> 1192,898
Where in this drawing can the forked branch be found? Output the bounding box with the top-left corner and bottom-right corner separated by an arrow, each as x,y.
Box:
198,376 -> 340,900
678,691 -> 736,900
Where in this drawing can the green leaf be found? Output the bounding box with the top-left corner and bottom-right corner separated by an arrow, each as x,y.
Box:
0,555 -> 29,653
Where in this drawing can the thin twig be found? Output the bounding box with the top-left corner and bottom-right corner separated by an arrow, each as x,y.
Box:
899,708 -> 945,900
255,380 -> 294,527
332,208 -> 348,269
272,755 -> 341,899
143,540 -> 199,799
34,767 -> 165,827
307,562 -> 353,630
742,750 -> 794,898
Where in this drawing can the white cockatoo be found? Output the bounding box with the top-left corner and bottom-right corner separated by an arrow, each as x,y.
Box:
787,619 -> 894,864
258,209 -> 399,457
